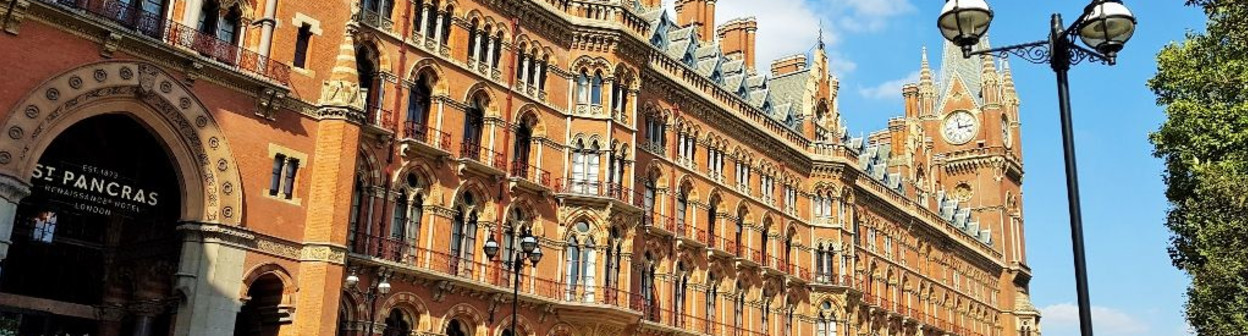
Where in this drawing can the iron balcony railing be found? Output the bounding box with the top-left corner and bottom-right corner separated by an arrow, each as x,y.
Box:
39,0 -> 292,85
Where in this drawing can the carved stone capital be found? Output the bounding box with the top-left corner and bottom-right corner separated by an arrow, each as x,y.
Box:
318,80 -> 366,120
0,173 -> 31,203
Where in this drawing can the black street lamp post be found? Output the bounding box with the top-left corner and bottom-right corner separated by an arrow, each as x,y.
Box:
483,227 -> 543,336
937,1 -> 1138,336
345,268 -> 391,336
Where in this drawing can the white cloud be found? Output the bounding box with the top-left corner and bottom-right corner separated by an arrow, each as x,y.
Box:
655,0 -> 917,78
834,0 -> 916,32
1040,303 -> 1150,336
663,0 -> 826,70
858,71 -> 919,100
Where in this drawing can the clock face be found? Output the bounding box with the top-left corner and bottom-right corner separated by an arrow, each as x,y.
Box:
943,111 -> 978,144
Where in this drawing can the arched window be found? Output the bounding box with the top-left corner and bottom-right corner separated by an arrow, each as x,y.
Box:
478,24 -> 492,62
587,141 -> 601,194
391,191 -> 408,239
196,0 -> 221,35
760,225 -> 770,261
645,114 -> 666,148
705,272 -> 717,331
606,142 -> 618,185
576,70 -> 590,104
642,253 -> 657,320
816,243 -> 830,282
674,262 -> 688,325
424,1 -> 440,39
734,281 -> 745,332
355,46 -> 382,119
381,309 -> 411,336
591,71 -> 604,106
707,198 -> 718,242
464,95 -> 486,147
784,232 -> 794,267
813,194 -> 825,218
564,221 -> 595,301
604,228 -> 622,292
539,55 -> 551,91
513,115 -> 534,167
440,5 -> 453,44
571,140 -> 588,192
643,178 -> 656,213
564,236 -> 580,300
817,302 -> 838,336
490,32 -> 503,67
445,319 -> 467,336
450,193 -> 478,276
515,43 -> 528,82
219,6 -> 242,43
466,19 -> 479,60
406,74 -> 432,134
349,176 -> 367,247
675,186 -> 688,231
413,0 -> 426,34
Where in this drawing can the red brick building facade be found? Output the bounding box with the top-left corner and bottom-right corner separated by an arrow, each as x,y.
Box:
0,0 -> 1040,335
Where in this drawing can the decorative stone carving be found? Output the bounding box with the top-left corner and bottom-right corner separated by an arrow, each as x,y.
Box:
99,32 -> 122,58
255,87 -> 288,120
255,239 -> 301,259
300,243 -> 347,264
1,0 -> 30,35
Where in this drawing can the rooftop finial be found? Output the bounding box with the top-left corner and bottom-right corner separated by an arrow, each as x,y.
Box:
817,20 -> 825,50
921,45 -> 929,67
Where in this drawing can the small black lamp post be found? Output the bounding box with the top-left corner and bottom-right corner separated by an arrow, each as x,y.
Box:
483,227 -> 543,336
345,268 -> 391,336
936,1 -> 1137,336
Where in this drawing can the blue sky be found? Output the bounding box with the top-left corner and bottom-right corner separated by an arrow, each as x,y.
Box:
665,0 -> 1205,335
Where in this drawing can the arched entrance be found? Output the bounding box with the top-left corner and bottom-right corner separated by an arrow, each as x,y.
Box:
0,61 -> 248,336
234,274 -> 284,336
0,114 -> 182,335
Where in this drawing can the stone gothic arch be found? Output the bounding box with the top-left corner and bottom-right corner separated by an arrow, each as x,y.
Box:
0,60 -> 244,227
0,60 -> 251,336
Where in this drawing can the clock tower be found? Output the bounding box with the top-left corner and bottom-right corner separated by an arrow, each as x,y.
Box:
899,40 -> 1038,334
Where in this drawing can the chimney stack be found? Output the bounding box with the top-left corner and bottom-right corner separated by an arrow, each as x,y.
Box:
770,55 -> 808,77
676,0 -> 716,42
718,17 -> 758,70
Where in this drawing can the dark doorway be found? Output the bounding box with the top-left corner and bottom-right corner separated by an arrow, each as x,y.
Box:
234,274 -> 285,336
0,114 -> 183,336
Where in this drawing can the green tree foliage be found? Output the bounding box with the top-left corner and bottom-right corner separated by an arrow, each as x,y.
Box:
1149,1 -> 1248,335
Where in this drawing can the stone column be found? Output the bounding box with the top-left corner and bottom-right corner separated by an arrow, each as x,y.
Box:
417,5 -> 430,39
433,12 -> 445,48
485,37 -> 497,71
0,174 -> 30,263
172,222 -> 250,336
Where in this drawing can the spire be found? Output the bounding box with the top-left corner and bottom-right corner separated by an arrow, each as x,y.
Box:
1001,57 -> 1015,90
1001,57 -> 1017,104
981,52 -> 999,85
919,46 -> 934,88
981,53 -> 1000,103
319,21 -> 365,113
817,20 -> 825,50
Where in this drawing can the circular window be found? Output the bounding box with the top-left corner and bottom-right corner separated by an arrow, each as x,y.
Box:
405,173 -> 419,189
576,221 -> 590,233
